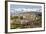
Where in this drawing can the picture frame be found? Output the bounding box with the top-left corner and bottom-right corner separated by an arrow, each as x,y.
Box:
5,1 -> 45,33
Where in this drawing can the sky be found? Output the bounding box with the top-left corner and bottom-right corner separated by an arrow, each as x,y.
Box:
10,4 -> 42,15
10,4 -> 41,9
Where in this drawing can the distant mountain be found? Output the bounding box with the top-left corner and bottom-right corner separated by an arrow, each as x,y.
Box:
10,11 -> 42,16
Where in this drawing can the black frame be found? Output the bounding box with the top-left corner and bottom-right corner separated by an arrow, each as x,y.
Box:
5,1 -> 45,33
